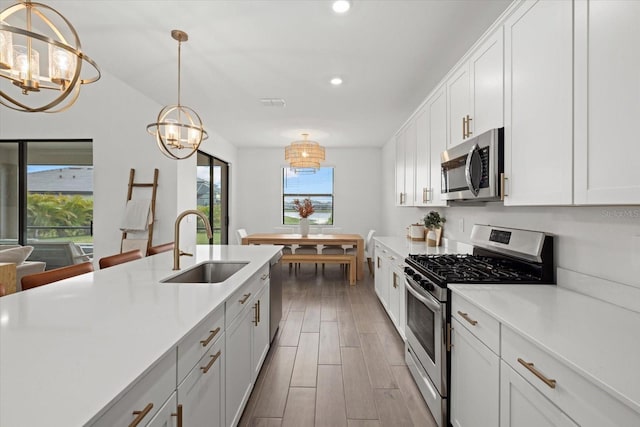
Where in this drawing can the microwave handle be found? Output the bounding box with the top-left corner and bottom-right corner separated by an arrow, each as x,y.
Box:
465,143 -> 481,197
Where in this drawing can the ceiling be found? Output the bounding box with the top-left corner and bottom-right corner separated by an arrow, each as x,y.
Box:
1,0 -> 512,148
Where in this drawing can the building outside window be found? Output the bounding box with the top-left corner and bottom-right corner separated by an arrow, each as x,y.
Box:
282,167 -> 334,225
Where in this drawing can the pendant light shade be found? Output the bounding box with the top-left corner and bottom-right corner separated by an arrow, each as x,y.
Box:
0,0 -> 101,113
285,133 -> 325,171
147,30 -> 208,160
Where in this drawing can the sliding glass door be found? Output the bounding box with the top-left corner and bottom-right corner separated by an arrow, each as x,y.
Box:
197,151 -> 229,244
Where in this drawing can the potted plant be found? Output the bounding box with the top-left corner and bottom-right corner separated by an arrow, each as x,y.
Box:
423,211 -> 445,246
293,198 -> 314,237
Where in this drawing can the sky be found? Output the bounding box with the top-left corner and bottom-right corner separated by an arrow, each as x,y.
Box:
283,167 -> 333,194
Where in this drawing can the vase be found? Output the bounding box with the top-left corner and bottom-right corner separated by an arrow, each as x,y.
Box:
299,217 -> 309,237
426,227 -> 443,247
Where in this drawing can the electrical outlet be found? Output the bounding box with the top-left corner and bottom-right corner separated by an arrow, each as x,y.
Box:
459,218 -> 464,233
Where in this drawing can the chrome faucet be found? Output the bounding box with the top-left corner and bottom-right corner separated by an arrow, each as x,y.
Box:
173,209 -> 213,270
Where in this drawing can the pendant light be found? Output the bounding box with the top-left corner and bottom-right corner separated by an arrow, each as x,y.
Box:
285,133 -> 326,172
0,0 -> 101,113
147,30 -> 208,160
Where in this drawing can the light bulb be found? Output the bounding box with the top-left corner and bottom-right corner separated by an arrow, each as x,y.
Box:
165,119 -> 179,146
332,0 -> 351,14
49,45 -> 74,86
188,127 -> 201,147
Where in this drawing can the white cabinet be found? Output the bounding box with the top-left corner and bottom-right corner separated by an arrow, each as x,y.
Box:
252,281 -> 270,382
179,335 -> 225,427
414,106 -> 430,206
503,0 -> 573,205
427,87 -> 448,207
388,259 -> 406,338
450,317 -> 499,427
395,122 -> 416,206
447,30 -> 504,148
500,360 -> 578,427
146,392 -> 178,427
374,244 -> 390,308
574,0 -> 640,204
225,268 -> 270,427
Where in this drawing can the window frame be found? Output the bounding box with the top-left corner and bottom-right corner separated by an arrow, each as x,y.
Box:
281,166 -> 335,226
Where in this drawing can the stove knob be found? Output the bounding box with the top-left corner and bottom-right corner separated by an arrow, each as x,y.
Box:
420,280 -> 434,292
413,273 -> 423,282
404,267 -> 415,276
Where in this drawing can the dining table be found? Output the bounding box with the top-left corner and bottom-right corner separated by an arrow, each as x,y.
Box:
241,233 -> 365,281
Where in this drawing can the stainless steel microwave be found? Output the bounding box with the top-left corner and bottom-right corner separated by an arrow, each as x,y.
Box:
440,128 -> 504,201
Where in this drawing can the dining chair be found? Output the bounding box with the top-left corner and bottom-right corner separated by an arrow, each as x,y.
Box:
320,227 -> 345,272
294,226 -> 318,273
148,242 -> 174,255
98,249 -> 143,269
236,228 -> 248,245
273,227 -> 294,272
347,229 -> 376,276
21,261 -> 94,291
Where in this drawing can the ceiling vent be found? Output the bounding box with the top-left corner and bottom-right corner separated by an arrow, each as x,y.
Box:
260,98 -> 286,107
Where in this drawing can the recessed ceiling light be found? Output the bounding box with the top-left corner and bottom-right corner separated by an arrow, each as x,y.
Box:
332,0 -> 351,14
330,77 -> 343,86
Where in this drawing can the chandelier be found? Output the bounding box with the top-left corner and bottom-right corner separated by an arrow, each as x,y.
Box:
285,133 -> 326,172
147,30 -> 207,160
0,0 -> 101,113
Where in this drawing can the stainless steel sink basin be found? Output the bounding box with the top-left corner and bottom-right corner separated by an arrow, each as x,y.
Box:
161,261 -> 249,283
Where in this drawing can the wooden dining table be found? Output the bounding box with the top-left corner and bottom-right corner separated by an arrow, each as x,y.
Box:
241,233 -> 365,280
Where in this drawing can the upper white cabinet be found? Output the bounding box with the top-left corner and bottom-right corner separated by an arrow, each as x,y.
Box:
503,0 -> 573,205
574,0 -> 640,204
414,105 -> 430,206
427,87 -> 448,207
447,29 -> 504,148
395,122 -> 416,206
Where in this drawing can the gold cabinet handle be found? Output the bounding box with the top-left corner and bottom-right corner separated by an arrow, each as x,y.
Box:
457,310 -> 478,326
239,293 -> 251,304
518,358 -> 557,389
129,403 -> 153,427
171,404 -> 183,427
462,116 -> 467,139
446,323 -> 453,351
466,114 -> 473,138
253,302 -> 259,326
257,299 -> 261,323
377,257 -> 381,268
393,273 -> 398,288
261,273 -> 269,280
201,350 -> 222,374
200,327 -> 221,347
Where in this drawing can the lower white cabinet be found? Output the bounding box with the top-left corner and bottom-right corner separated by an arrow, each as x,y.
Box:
146,392 -> 178,427
178,335 -> 225,427
388,262 -> 406,338
500,360 -> 578,427
226,276 -> 270,427
374,244 -> 390,308
450,317 -> 499,427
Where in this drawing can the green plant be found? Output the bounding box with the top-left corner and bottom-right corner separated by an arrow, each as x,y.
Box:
423,211 -> 446,230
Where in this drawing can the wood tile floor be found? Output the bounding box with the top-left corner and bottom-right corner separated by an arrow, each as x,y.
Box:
238,265 -> 438,427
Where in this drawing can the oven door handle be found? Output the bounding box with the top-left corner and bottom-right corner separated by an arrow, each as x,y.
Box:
405,276 -> 442,312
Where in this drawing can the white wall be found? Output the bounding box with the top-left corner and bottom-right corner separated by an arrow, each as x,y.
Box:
0,70 -> 236,262
235,147 -> 382,242
380,138 -> 640,289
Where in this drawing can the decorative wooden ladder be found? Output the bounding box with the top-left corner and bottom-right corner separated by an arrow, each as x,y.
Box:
120,168 -> 159,255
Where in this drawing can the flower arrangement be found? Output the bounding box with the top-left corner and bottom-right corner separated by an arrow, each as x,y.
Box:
423,211 -> 446,230
293,198 -> 315,218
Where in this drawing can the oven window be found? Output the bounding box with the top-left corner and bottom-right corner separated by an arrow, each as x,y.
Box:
407,290 -> 435,362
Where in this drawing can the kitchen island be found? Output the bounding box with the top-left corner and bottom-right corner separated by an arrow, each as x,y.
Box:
0,244 -> 281,427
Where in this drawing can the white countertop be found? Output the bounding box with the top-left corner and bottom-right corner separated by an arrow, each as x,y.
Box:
449,284 -> 640,414
0,245 -> 281,427
373,236 -> 472,258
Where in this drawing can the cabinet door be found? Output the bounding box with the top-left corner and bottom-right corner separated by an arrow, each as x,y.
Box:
146,392 -> 177,427
388,263 -> 401,328
404,119 -> 417,206
225,306 -> 252,427
574,0 -> 640,204
428,87 -> 448,206
447,64 -> 471,147
252,282 -> 270,382
470,28 -> 504,137
179,337 -> 225,427
389,262 -> 406,338
395,131 -> 406,205
450,318 -> 499,427
414,106 -> 430,206
374,248 -> 390,308
500,361 -> 578,427
504,0 -> 573,205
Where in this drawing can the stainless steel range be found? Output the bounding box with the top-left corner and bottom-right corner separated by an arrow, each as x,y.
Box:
403,224 -> 554,427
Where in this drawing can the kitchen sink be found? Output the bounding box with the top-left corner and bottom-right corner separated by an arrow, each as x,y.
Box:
161,261 -> 249,284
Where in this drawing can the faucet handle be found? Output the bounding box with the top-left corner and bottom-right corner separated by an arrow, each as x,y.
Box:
179,251 -> 193,257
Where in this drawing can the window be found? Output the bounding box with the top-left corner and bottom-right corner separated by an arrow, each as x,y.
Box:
197,151 -> 229,244
282,167 -> 334,225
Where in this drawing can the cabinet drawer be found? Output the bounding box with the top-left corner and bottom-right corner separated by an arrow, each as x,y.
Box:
92,350 -> 175,427
451,294 -> 500,354
177,305 -> 224,383
226,264 -> 268,327
502,326 -> 640,427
